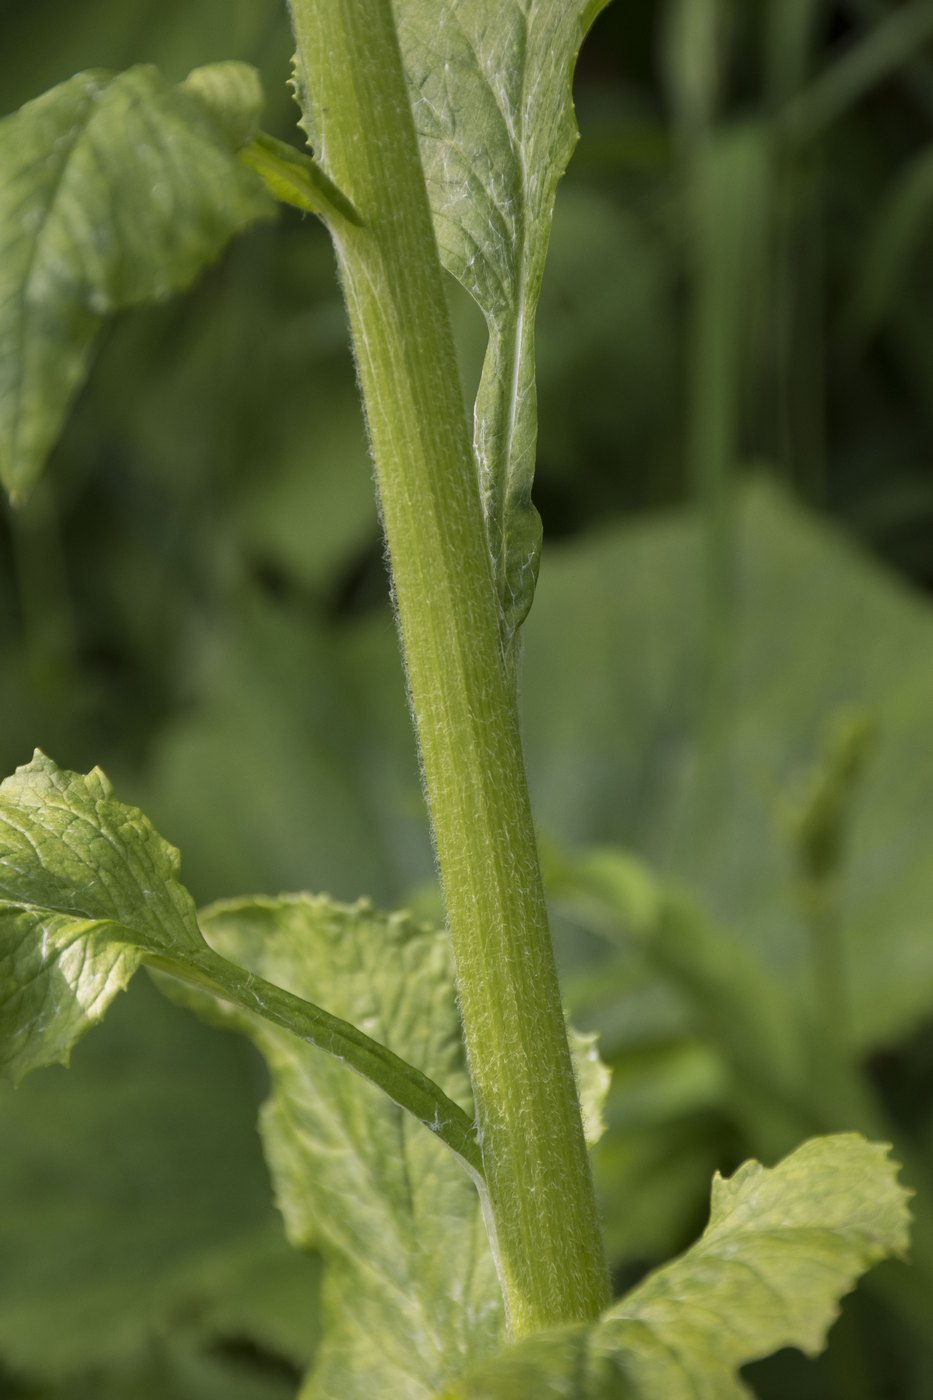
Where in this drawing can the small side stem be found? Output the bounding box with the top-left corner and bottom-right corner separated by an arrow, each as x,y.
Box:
287,0 -> 609,1337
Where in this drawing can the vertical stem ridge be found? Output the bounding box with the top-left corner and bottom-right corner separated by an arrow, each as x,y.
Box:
287,0 -> 609,1336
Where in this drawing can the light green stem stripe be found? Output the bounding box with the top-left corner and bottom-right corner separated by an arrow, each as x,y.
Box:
287,0 -> 609,1337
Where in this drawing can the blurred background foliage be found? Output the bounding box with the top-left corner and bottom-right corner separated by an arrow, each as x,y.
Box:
2,0 -> 933,1396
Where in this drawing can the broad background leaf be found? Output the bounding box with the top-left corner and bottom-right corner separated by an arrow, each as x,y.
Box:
521,480 -> 933,1053
0,974 -> 319,1389
0,62 -> 272,501
441,1134 -> 911,1398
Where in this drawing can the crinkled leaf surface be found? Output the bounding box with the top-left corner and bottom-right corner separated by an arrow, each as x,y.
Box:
442,1134 -> 911,1398
0,751 -> 202,1079
193,895 -> 503,1399
0,974 -> 319,1383
0,752 -> 481,1171
0,62 -> 273,501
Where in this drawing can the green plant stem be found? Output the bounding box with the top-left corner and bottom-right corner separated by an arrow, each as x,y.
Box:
287,0 -> 609,1338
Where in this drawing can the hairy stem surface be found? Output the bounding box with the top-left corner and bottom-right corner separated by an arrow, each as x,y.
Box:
287,0 -> 609,1337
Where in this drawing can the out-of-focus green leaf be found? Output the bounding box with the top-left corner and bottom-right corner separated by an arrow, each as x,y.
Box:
43,1341 -> 302,1400
534,186 -> 677,504
441,1134 -> 910,1398
140,595 -> 429,909
0,0 -> 293,120
567,1022 -> 611,1147
590,1058 -> 729,1266
521,481 -> 933,1052
0,974 -> 319,1382
0,752 -> 481,1172
0,63 -> 273,501
846,145 -> 933,344
239,132 -> 362,224
193,895 -> 503,1399
392,0 -> 610,646
550,847 -> 812,1152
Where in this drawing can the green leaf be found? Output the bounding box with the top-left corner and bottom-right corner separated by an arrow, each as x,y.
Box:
0,751 -> 200,1079
239,132 -> 363,225
0,752 -> 481,1174
194,895 -> 504,1399
442,1134 -> 911,1397
139,596 -> 424,910
520,481 -> 933,1055
180,60 -> 264,148
40,1340 -> 304,1400
0,63 -> 274,502
567,1022 -> 610,1147
396,0 -> 610,647
0,975 -> 319,1382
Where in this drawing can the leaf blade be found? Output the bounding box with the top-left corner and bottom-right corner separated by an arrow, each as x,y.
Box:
196,895 -> 504,1399
397,0 -> 610,646
0,64 -> 274,501
0,753 -> 481,1174
443,1133 -> 911,1397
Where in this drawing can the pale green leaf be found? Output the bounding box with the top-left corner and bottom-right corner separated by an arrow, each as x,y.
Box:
239,132 -> 363,225
0,752 -> 481,1173
0,64 -> 273,502
442,1134 -> 911,1398
41,1341 -> 303,1400
567,1022 -> 610,1147
398,0 -> 610,646
195,895 -> 504,1399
